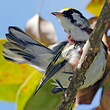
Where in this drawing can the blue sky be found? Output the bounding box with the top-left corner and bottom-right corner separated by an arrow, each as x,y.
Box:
0,0 -> 92,40
0,0 -> 93,110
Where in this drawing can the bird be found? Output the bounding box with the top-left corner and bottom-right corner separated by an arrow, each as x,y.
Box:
3,8 -> 107,95
39,8 -> 107,93
32,8 -> 107,94
51,8 -> 93,43
3,26 -> 84,94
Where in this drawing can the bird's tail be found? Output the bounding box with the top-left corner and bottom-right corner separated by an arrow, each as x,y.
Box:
3,26 -> 54,73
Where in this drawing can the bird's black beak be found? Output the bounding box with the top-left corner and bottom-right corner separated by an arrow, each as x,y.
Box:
51,12 -> 63,18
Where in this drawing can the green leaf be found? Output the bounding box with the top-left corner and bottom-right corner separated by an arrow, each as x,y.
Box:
0,84 -> 20,101
1,39 -> 61,109
0,39 -> 37,102
16,72 -> 61,110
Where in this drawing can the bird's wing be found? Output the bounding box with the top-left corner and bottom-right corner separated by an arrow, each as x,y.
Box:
49,40 -> 68,53
34,45 -> 68,94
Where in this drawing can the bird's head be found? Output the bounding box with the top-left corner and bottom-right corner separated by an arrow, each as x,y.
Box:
52,8 -> 92,43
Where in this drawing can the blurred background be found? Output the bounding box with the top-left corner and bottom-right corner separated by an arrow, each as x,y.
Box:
0,0 -> 93,110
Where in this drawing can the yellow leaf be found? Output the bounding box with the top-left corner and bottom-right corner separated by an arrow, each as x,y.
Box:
16,72 -> 61,110
16,71 -> 42,110
86,0 -> 105,16
0,39 -> 38,102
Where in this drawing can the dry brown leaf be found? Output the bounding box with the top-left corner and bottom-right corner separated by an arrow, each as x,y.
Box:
25,14 -> 57,46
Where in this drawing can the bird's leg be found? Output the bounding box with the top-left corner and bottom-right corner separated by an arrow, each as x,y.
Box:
55,80 -> 66,92
55,80 -> 67,99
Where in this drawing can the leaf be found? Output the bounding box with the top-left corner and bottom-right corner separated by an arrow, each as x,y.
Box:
0,84 -> 20,102
25,14 -> 57,46
0,39 -> 37,102
86,0 -> 105,16
16,72 -> 61,110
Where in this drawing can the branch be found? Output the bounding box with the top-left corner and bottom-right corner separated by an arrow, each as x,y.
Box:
57,0 -> 110,110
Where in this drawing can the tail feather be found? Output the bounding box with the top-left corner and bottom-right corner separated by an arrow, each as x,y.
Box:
3,49 -> 27,63
3,41 -> 35,63
3,26 -> 68,74
3,26 -> 54,73
3,42 -> 25,52
3,56 -> 17,62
